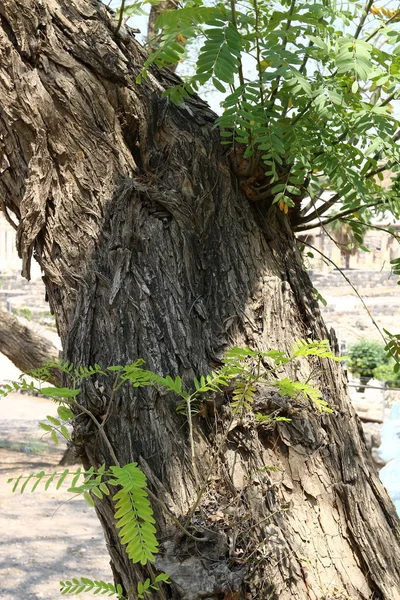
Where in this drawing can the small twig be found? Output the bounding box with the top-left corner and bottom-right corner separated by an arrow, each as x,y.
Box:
186,394 -> 201,489
114,0 -> 126,34
365,7 -> 400,43
253,0 -> 264,106
183,368 -> 264,528
74,401 -> 120,466
74,400 -> 205,542
339,218 -> 400,242
145,487 -> 205,542
100,373 -> 121,428
239,508 -> 288,564
230,0 -> 244,87
295,199 -> 381,231
299,240 -> 386,344
184,412 -> 235,529
354,0 -> 375,40
147,564 -> 167,600
267,0 -> 297,108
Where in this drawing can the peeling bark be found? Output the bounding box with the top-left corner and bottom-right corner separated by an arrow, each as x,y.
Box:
1,1 -> 400,599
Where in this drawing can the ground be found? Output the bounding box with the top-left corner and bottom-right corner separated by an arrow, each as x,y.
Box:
0,388 -> 111,600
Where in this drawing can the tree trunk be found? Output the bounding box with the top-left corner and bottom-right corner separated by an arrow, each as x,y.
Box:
1,1 -> 400,599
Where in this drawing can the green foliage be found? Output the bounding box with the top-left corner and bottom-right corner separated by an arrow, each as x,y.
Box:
384,328 -> 400,372
220,339 -> 340,415
5,338 -> 342,596
60,577 -> 125,597
109,464 -> 159,565
137,0 -> 400,242
255,412 -> 291,425
7,467 -> 85,493
391,257 -> 400,285
38,404 -> 74,444
8,461 -> 157,565
230,380 -> 257,413
347,339 -> 389,378
291,338 -> 344,361
25,358 -> 105,386
273,377 -> 332,412
373,360 -> 400,388
312,287 -> 327,307
7,465 -> 113,499
137,574 -> 171,599
0,377 -> 38,397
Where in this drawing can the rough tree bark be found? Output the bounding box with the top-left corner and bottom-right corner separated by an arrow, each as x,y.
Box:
0,307 -> 59,376
1,1 -> 399,599
0,308 -> 79,463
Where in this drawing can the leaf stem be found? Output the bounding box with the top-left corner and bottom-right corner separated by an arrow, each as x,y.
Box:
253,0 -> 264,106
267,0 -> 296,108
354,0 -> 375,39
230,0 -> 245,87
74,402 -> 206,542
115,0 -> 126,34
299,240 -> 386,343
295,200 -> 382,231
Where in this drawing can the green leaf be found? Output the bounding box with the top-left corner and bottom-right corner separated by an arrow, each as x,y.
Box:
39,422 -> 53,432
40,387 -> 80,398
110,463 -> 159,564
212,77 -> 226,93
83,491 -> 95,506
57,406 -> 74,421
60,425 -> 71,440
56,469 -> 70,490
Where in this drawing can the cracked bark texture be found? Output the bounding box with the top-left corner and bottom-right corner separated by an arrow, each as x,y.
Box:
0,307 -> 59,378
1,1 -> 400,598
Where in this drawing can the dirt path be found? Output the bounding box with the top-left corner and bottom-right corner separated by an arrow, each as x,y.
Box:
0,393 -> 111,600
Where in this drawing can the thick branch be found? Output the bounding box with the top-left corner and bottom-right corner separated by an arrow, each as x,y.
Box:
0,308 -> 60,383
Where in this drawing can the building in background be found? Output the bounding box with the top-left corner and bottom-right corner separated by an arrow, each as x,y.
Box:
298,223 -> 400,272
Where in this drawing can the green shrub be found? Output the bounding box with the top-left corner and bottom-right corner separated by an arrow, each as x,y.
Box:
347,340 -> 388,380
373,361 -> 400,389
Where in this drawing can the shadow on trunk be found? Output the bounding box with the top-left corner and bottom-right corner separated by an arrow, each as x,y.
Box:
0,1 -> 399,598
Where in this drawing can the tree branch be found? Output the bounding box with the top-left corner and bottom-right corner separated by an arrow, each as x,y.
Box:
295,201 -> 382,232
354,0 -> 375,39
0,308 -> 60,384
114,0 -> 125,34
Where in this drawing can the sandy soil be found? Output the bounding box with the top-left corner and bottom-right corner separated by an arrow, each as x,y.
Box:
0,391 -> 112,600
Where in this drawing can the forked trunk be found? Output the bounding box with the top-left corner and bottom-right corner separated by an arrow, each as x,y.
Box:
1,1 -> 399,598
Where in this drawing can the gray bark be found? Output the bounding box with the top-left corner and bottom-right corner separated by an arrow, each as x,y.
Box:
0,307 -> 59,380
0,307 -> 79,463
1,1 -> 400,599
